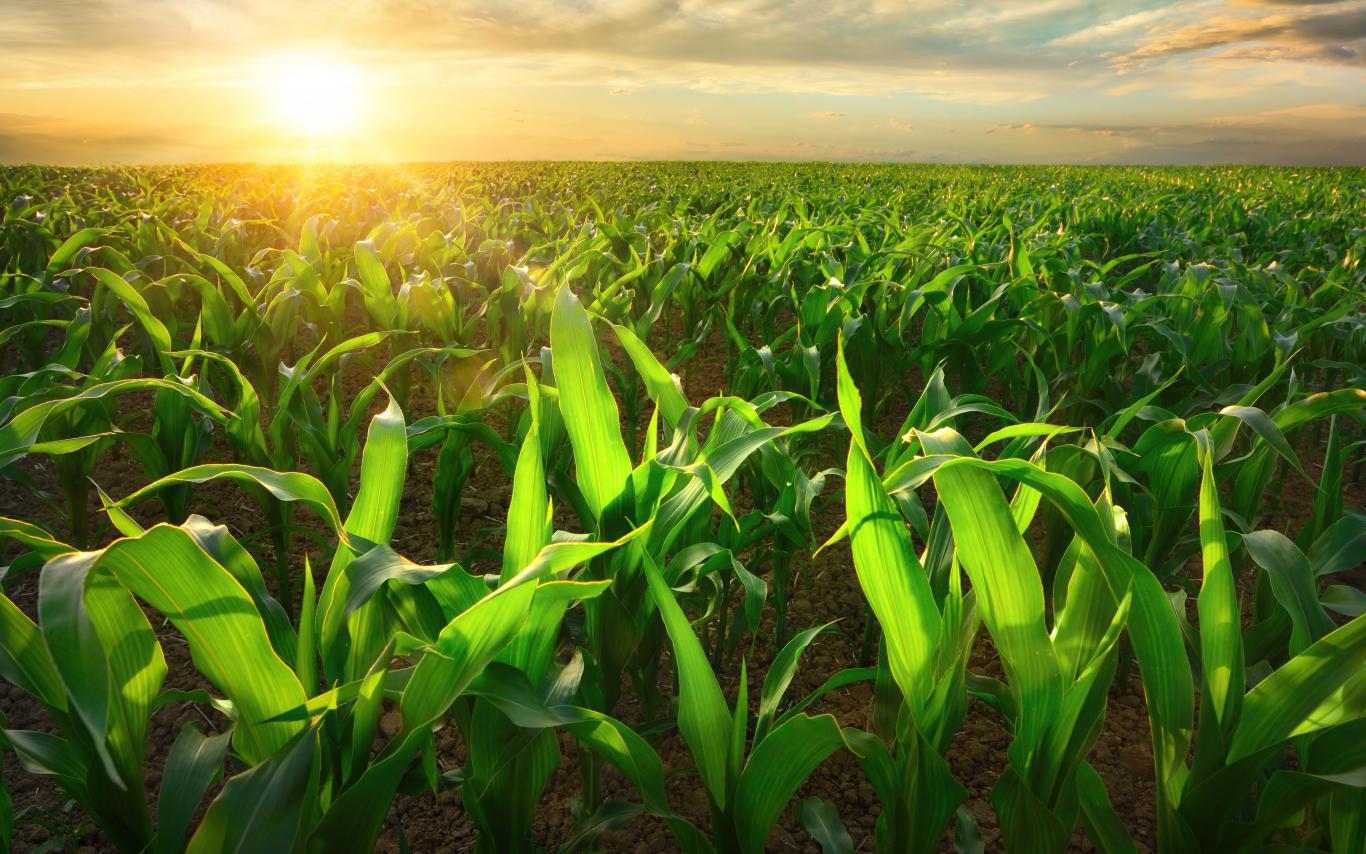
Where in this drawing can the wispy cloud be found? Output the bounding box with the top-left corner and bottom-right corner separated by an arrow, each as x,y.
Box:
1113,0 -> 1366,69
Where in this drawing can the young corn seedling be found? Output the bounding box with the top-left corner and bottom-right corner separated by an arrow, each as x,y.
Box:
546,285 -> 837,813
829,339 -> 982,853
639,550 -> 853,854
431,376 -> 682,853
1150,432 -> 1366,851
302,394 -> 640,852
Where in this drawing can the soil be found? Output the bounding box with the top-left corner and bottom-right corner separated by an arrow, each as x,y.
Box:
2,331 -> 1361,853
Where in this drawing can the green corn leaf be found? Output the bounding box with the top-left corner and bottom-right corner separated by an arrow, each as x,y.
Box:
1225,767 -> 1366,850
352,240 -> 398,327
642,551 -> 733,810
344,645 -> 393,786
180,516 -> 295,658
114,464 -> 343,534
312,527 -> 633,850
1330,785 -> 1366,853
188,725 -> 318,854
1226,615 -> 1366,763
502,380 -> 550,584
95,481 -> 147,538
1052,529 -> 1121,685
557,801 -> 646,853
92,525 -> 308,764
296,556 -> 317,696
0,517 -> 73,561
836,336 -> 940,710
1271,388 -> 1366,433
1322,585 -> 1366,618
341,544 -> 457,618
155,724 -> 231,854
756,622 -> 836,743
774,666 -> 878,731
1216,405 -> 1305,477
730,659 -> 749,805
550,286 -> 632,523
471,664 -> 670,806
1075,763 -> 1137,854
0,595 -> 66,710
47,228 -> 109,274
612,321 -> 689,430
85,268 -> 174,370
885,453 -> 1193,837
992,767 -> 1071,853
37,552 -> 119,784
794,797 -> 853,854
309,581 -> 535,850
1195,435 -> 1244,735
498,579 -> 611,684
734,713 -> 846,854
1307,415 -> 1343,546
3,729 -> 89,797
319,394 -> 408,682
1309,513 -> 1366,578
919,429 -> 1062,765
973,422 -> 1081,453
501,526 -> 651,590
1242,529 -> 1335,656
0,378 -> 229,470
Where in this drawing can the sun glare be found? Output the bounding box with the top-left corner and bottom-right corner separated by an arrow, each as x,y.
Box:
268,60 -> 363,135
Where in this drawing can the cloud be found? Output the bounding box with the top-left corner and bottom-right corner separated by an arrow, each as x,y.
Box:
1114,1 -> 1366,69
6,0 -> 1364,90
0,0 -> 1362,164
1234,0 -> 1356,6
1049,7 -> 1183,48
0,0 -> 1114,91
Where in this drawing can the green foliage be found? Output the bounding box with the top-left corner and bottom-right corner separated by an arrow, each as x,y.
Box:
0,162 -> 1363,852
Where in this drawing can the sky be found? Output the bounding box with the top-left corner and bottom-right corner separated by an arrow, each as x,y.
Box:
1,0 -> 1363,165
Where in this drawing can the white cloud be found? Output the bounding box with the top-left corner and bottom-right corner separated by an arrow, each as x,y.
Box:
1049,5 -> 1193,48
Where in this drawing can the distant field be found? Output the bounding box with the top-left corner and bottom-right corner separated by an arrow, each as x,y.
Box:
1,163 -> 1364,853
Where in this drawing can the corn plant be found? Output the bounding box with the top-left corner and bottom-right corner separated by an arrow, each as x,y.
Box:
1144,431 -> 1366,851
637,551 -> 854,853
545,285 -> 840,821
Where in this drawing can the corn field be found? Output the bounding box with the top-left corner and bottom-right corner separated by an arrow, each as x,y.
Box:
0,162 -> 1363,853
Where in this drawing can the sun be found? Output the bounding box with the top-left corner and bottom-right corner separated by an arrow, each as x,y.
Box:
268,60 -> 363,135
